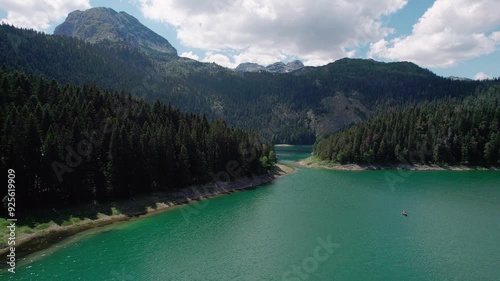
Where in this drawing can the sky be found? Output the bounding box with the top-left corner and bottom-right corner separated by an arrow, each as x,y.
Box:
0,0 -> 499,79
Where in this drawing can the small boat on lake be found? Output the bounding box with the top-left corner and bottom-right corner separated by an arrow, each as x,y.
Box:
401,210 -> 408,216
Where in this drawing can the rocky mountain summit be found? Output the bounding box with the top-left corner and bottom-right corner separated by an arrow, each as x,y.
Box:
54,7 -> 177,57
234,62 -> 265,72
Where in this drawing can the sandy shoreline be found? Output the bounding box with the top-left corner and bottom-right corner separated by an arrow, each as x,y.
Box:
0,164 -> 294,260
297,157 -> 500,171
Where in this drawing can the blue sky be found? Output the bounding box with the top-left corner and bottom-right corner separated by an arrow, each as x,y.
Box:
1,0 -> 499,79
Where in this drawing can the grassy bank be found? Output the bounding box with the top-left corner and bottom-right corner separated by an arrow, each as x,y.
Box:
0,164 -> 294,260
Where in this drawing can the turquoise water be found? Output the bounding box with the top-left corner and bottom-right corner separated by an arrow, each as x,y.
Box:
2,146 -> 499,280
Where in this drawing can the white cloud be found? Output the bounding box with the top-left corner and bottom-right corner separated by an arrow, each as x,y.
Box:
0,0 -> 91,31
232,46 -> 287,66
369,0 -> 500,68
180,51 -> 200,60
474,72 -> 489,80
136,0 -> 407,66
202,52 -> 237,68
491,31 -> 500,43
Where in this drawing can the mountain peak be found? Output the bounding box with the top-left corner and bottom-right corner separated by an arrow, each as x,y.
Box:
54,7 -> 177,57
235,62 -> 265,72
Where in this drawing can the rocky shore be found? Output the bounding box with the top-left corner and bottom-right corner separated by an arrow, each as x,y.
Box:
297,157 -> 500,171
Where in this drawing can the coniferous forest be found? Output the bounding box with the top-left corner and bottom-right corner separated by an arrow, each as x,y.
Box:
0,69 -> 275,210
313,87 -> 500,166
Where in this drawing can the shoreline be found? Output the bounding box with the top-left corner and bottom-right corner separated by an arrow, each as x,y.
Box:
297,157 -> 500,171
0,163 -> 294,261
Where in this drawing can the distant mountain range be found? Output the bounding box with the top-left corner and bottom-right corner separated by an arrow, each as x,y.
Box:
447,76 -> 473,81
1,7 -> 497,144
235,60 -> 304,73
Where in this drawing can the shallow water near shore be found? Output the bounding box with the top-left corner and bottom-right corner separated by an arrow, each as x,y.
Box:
2,146 -> 499,280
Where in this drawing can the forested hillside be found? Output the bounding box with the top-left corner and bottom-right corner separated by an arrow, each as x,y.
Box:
0,24 -> 154,92
1,22 -> 496,144
313,86 -> 500,166
0,69 -> 275,210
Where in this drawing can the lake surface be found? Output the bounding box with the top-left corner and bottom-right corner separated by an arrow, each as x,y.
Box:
2,146 -> 499,280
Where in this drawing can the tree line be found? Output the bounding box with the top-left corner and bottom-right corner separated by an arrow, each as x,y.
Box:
313,86 -> 500,166
0,69 -> 276,210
